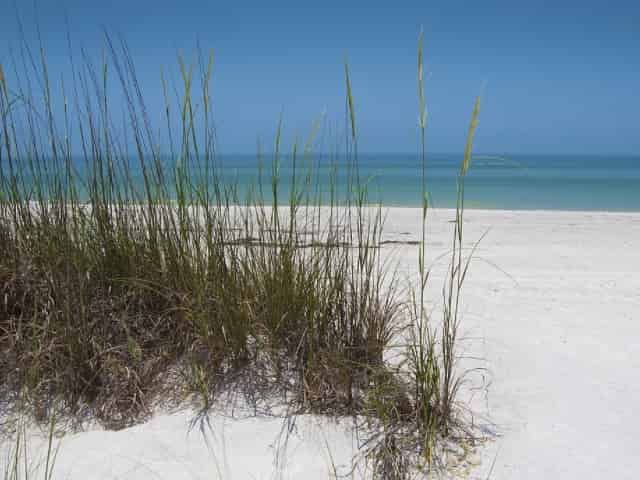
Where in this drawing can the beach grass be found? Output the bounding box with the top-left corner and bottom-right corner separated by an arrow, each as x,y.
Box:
0,30 -> 482,478
2,416 -> 58,480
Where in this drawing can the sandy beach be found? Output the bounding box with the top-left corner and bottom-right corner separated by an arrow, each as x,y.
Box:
4,208 -> 640,479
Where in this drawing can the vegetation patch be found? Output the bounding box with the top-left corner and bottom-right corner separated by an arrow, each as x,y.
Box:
0,31 -> 484,477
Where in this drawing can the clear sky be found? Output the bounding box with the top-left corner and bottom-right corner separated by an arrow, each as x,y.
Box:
1,0 -> 639,155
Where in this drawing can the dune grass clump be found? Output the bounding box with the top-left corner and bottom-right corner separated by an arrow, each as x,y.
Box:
0,31 -> 483,477
356,33 -> 483,478
0,36 -> 402,429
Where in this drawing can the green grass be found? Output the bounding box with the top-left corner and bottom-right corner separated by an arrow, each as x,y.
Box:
0,30 -> 483,478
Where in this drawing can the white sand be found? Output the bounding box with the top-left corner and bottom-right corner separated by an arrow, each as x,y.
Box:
3,208 -> 640,479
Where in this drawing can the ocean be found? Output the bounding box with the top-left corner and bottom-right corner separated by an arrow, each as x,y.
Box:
207,153 -> 640,211
14,153 -> 639,211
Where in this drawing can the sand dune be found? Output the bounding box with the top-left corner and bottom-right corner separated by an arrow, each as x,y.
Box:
4,208 -> 639,479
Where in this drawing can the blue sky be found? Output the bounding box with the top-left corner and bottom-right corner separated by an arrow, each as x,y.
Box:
1,0 -> 639,155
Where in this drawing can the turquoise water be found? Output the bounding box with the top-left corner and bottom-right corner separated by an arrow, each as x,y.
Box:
16,154 -> 639,211
210,154 -> 640,211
